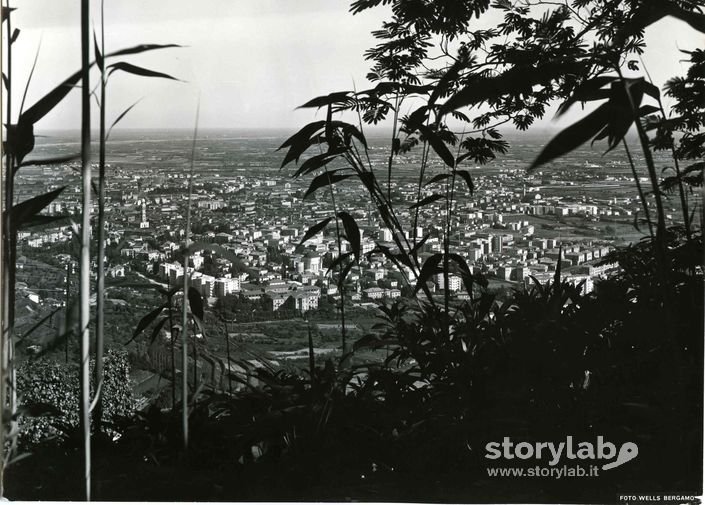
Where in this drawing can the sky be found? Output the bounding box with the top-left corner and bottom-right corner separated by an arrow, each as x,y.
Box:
4,0 -> 704,132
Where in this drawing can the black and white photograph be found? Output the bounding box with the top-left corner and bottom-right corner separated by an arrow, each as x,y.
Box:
1,0 -> 703,502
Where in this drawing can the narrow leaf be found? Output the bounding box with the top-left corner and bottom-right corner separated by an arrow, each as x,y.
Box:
298,91 -> 352,109
18,214 -> 70,230
107,62 -> 180,81
304,171 -> 352,199
188,287 -> 205,320
299,218 -> 332,246
150,317 -> 169,345
556,76 -> 615,117
106,98 -> 143,140
418,124 -> 455,167
337,211 -> 361,262
128,305 -> 166,344
410,194 -> 444,210
414,253 -> 443,293
293,148 -> 345,177
424,173 -> 452,187
2,6 -> 15,23
19,153 -> 81,168
10,28 -> 19,44
529,102 -> 611,171
8,186 -> 66,231
93,30 -> 104,71
453,170 -> 474,195
105,43 -> 182,58
20,69 -> 83,126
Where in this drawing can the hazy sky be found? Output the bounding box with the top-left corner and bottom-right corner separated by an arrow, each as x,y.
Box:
5,0 -> 704,132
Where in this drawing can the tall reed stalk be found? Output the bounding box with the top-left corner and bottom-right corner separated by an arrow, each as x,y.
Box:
0,0 -> 13,496
79,0 -> 92,498
181,98 -> 200,449
94,0 -> 107,433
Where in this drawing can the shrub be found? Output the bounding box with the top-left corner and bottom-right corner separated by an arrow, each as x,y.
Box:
16,349 -> 135,447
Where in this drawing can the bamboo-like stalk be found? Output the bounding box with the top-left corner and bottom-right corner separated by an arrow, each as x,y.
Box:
65,263 -> 71,363
94,0 -> 107,433
307,315 -> 315,392
323,166 -> 347,360
222,318 -> 232,396
191,318 -> 198,391
79,0 -> 92,498
167,279 -> 176,409
639,57 -> 691,242
622,139 -> 654,238
0,0 -> 12,495
181,98 -> 199,449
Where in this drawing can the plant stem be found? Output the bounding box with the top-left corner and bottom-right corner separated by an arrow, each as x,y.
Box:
387,91 -> 400,201
324,167 -> 347,361
640,57 -> 691,242
622,139 -> 654,238
0,0 -> 12,495
65,263 -> 71,363
79,0 -> 92,498
181,98 -> 200,450
94,0 -> 107,433
167,282 -> 176,409
223,318 -> 232,396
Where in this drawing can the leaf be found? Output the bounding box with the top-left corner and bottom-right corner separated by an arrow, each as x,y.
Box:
424,173 -> 452,187
7,186 -> 66,232
107,62 -> 180,81
10,28 -> 19,44
279,121 -> 326,149
597,80 -> 646,153
304,171 -> 352,199
556,76 -> 615,117
414,253 -> 443,293
337,211 -> 361,262
280,127 -> 325,168
1,72 -> 7,91
418,124 -> 455,167
529,102 -> 611,171
453,170 -> 474,195
93,30 -> 104,71
19,153 -> 81,168
150,317 -> 169,345
106,98 -> 143,140
5,122 -> 35,166
327,251 -> 353,275
410,194 -> 444,210
2,6 -> 15,23
127,305 -> 166,344
638,105 -> 661,117
188,287 -> 205,320
340,256 -> 357,282
293,148 -> 346,178
18,214 -> 70,230
298,91 -> 353,109
405,105 -> 429,129
20,69 -> 83,127
105,43 -> 182,58
299,218 -> 332,246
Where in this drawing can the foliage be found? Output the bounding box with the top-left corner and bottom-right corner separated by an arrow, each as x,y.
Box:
15,350 -> 135,447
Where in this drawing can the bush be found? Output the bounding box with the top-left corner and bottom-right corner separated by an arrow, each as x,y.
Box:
16,349 -> 135,447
